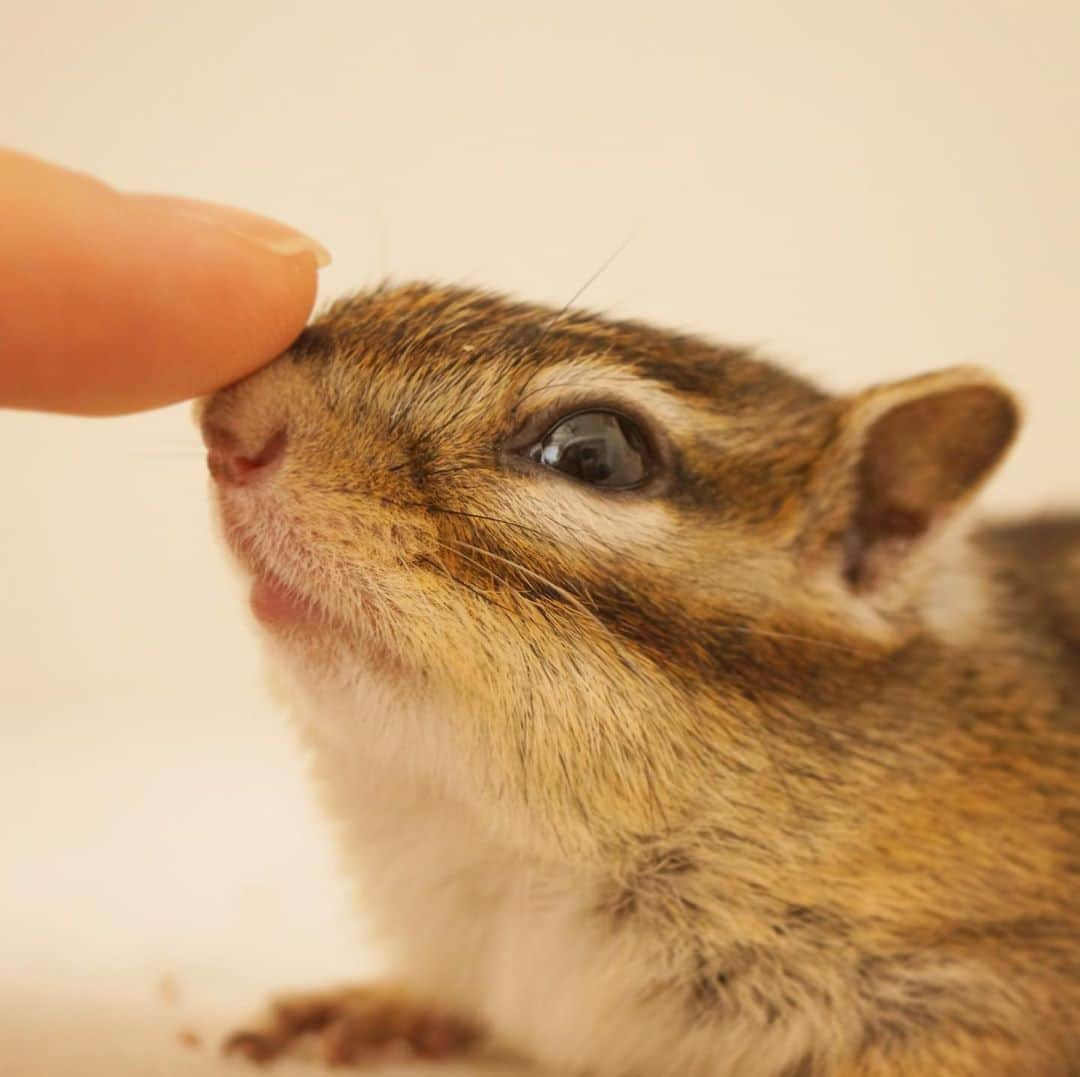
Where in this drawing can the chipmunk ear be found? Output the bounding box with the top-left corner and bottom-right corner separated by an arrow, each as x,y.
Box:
811,367 -> 1020,596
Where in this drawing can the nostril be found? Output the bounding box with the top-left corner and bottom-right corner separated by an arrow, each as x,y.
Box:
233,427 -> 287,477
206,427 -> 287,486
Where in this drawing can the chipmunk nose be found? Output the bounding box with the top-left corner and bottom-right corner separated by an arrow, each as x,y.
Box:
203,423 -> 287,486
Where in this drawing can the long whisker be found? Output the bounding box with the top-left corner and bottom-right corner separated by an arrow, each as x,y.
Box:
397,495 -> 859,655
509,379 -> 603,419
384,461 -> 489,483
717,623 -> 864,657
421,464 -> 488,480
432,538 -> 500,591
446,534 -> 860,656
381,497 -> 548,540
504,238 -> 638,417
445,537 -> 602,626
514,230 -> 639,371
549,227 -> 639,326
415,553 -> 515,615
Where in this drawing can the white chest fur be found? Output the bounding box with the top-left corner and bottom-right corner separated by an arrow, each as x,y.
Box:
276,664 -> 823,1077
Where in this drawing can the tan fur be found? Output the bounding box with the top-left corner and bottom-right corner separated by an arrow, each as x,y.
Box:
202,283 -> 1078,1076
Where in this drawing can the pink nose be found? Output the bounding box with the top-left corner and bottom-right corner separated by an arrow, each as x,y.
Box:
204,425 -> 287,486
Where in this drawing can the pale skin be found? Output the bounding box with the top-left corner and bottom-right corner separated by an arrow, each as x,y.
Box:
0,148 -> 330,414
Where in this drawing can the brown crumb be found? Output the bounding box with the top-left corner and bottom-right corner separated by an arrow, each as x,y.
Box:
178,1028 -> 203,1050
156,974 -> 181,1006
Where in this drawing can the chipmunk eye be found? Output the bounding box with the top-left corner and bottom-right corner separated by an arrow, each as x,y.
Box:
529,410 -> 650,489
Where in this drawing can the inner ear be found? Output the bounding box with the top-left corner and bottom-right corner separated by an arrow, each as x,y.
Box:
844,380 -> 1019,590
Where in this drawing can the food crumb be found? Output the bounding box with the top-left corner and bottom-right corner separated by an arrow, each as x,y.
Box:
178,1028 -> 203,1050
156,974 -> 181,1005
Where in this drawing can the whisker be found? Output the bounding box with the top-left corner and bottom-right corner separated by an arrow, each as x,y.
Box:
445,535 -> 859,656
446,537 -> 602,625
421,464 -> 487,480
509,379 -> 596,417
718,623 -> 864,657
302,483 -> 854,661
428,505 -> 547,538
433,540 -> 502,592
550,227 -> 639,325
514,229 -> 639,370
381,497 -> 548,540
417,553 -> 515,615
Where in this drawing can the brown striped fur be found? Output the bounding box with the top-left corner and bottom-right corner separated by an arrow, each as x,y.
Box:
204,283 -> 1078,1076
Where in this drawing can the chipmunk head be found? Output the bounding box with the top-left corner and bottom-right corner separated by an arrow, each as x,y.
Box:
201,283 -> 1019,859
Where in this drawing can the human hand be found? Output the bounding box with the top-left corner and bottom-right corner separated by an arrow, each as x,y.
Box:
0,149 -> 330,415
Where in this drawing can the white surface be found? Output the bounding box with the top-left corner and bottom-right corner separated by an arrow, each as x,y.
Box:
1,3 -> 1078,1074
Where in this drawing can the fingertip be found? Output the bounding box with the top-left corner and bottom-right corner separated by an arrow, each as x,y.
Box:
0,150 -> 331,415
78,190 -> 328,415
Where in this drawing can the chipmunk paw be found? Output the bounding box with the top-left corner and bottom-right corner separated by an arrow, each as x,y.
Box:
224,983 -> 482,1067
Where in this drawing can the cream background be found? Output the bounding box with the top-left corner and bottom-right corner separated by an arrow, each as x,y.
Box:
1,2 -> 1078,1074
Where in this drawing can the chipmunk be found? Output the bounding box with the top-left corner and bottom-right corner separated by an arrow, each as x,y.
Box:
200,282 -> 1078,1076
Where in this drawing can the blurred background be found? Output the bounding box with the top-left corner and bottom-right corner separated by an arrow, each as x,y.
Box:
1,2 -> 1078,1073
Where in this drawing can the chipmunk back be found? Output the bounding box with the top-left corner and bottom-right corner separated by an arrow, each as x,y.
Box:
201,283 -> 1078,1076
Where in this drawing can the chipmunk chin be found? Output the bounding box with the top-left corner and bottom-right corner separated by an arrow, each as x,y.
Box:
249,574 -> 326,631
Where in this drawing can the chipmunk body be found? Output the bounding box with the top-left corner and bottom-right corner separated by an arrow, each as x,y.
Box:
201,284 -> 1078,1076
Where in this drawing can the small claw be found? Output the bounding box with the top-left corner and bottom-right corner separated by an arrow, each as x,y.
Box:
222,1029 -> 281,1065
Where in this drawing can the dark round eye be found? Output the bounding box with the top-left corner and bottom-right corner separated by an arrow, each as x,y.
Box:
529,410 -> 651,488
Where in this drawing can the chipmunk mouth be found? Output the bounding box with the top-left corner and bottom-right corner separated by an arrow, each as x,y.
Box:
209,479 -> 407,677
215,503 -> 331,633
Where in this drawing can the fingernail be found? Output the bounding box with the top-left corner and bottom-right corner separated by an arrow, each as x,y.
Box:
133,194 -> 332,268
